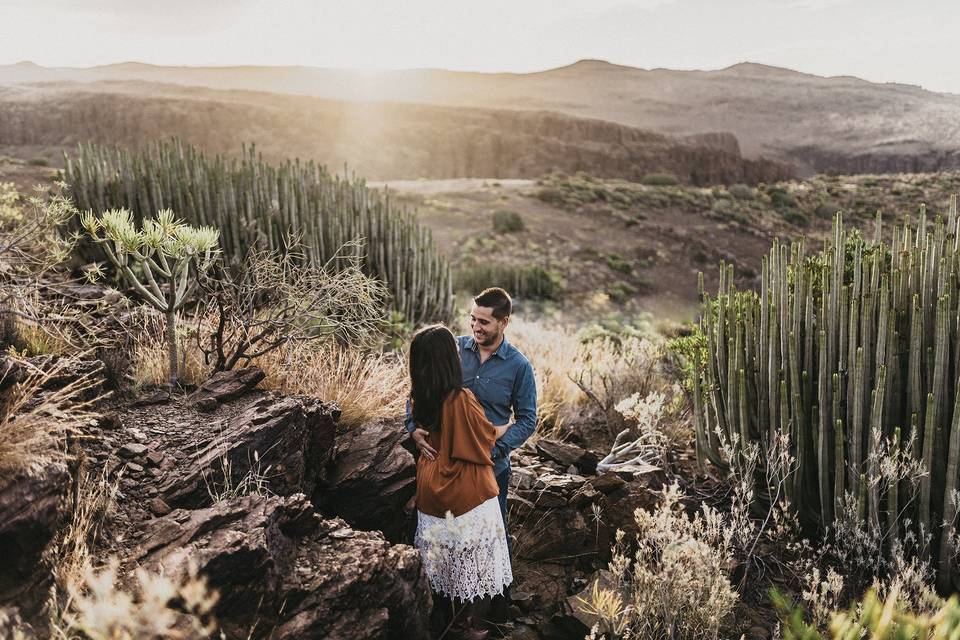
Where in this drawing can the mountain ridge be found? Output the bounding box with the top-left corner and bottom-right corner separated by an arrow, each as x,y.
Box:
2,59 -> 959,175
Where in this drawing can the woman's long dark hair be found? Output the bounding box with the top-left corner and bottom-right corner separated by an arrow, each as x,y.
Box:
410,324 -> 463,433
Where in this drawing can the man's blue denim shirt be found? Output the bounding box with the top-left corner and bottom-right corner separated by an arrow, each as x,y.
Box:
406,334 -> 537,476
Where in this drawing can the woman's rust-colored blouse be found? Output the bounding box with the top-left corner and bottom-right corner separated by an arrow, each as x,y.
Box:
415,388 -> 499,518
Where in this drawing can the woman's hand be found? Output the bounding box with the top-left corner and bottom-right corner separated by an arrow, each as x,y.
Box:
493,423 -> 510,439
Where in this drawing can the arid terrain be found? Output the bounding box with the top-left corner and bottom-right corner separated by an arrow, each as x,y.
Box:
4,59 -> 960,175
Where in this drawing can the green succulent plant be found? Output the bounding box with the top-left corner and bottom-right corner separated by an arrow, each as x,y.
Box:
84,207 -> 219,385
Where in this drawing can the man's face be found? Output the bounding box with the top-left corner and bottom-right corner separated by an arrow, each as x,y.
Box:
470,304 -> 508,348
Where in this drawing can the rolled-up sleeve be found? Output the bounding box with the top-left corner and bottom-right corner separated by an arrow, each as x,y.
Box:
493,361 -> 537,459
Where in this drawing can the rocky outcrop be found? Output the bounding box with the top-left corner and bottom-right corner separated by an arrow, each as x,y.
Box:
157,393 -> 337,508
133,493 -> 431,639
0,465 -> 71,618
314,419 -> 416,543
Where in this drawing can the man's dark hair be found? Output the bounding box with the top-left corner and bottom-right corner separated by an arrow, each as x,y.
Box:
409,324 -> 463,433
474,287 -> 512,320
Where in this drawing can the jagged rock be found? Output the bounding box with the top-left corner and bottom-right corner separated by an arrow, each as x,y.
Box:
0,354 -> 104,397
534,439 -> 599,474
0,465 -> 71,617
517,507 -> 588,561
158,394 -> 337,508
315,419 -> 415,543
133,494 -> 431,639
188,367 -> 265,408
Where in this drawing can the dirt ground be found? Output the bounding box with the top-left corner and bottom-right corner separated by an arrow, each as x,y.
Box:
372,177 -> 782,326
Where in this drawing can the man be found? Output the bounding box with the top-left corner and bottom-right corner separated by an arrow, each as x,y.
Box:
407,287 -> 538,544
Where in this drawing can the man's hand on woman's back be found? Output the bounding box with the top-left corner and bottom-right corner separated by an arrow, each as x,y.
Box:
412,427 -> 437,460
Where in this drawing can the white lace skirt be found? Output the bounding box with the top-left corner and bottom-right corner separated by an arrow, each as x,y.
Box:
414,497 -> 513,602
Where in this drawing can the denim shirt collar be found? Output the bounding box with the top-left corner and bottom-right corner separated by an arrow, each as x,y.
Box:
464,334 -> 512,360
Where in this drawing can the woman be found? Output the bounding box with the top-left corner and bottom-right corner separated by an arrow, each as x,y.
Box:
409,325 -> 512,639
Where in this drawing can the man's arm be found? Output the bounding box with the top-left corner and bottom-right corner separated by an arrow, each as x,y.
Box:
492,361 -> 537,460
405,397 -> 437,460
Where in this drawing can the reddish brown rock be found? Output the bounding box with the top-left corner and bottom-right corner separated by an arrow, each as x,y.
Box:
158,394 -> 337,508
0,465 -> 71,617
133,493 -> 431,639
314,419 -> 415,543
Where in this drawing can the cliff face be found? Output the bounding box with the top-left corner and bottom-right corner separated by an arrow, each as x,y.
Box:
788,145 -> 960,176
0,83 -> 793,185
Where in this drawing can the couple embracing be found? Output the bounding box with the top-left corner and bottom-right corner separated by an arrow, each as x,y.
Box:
405,287 -> 537,638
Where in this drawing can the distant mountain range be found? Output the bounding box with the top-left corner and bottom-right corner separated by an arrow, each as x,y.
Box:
2,59 -> 959,177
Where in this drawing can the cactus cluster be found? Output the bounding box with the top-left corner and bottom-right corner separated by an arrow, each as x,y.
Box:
693,197 -> 960,585
63,139 -> 453,323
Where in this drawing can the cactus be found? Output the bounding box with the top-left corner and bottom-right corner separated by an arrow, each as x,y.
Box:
692,201 -> 960,576
63,139 -> 453,324
82,208 -> 219,385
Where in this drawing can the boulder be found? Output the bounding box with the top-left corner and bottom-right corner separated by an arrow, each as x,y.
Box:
0,465 -> 71,617
188,367 -> 266,409
314,419 -> 415,542
158,394 -> 337,508
133,493 -> 430,639
534,439 -> 599,474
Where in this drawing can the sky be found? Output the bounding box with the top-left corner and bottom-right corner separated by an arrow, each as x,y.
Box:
3,0 -> 959,94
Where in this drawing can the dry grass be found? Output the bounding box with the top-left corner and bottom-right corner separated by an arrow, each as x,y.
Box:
46,558 -> 218,640
128,311 -> 210,388
256,341 -> 408,429
0,355 -> 103,482
507,318 -> 587,434
46,466 -> 119,596
509,318 -> 680,445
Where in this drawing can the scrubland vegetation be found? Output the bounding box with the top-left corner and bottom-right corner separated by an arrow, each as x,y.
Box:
6,140 -> 960,639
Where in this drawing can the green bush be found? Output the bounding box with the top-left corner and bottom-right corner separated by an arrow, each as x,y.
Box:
782,208 -> 810,227
606,280 -> 637,303
604,253 -> 632,274
492,210 -> 525,233
28,158 -> 49,167
728,183 -> 755,200
641,172 -> 679,186
769,187 -> 799,209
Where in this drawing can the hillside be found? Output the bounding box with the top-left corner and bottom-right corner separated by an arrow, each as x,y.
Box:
4,60 -> 960,175
0,81 -> 790,184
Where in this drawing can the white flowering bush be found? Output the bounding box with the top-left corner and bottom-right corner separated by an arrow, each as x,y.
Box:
582,483 -> 738,639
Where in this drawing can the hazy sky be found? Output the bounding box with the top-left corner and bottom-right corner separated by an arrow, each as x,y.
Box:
3,0 -> 959,94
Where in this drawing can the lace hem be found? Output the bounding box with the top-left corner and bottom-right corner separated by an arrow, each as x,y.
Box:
415,497 -> 513,602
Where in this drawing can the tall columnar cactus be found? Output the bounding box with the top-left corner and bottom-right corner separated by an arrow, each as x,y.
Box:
82,208 -> 219,385
62,139 -> 453,323
692,196 -> 960,582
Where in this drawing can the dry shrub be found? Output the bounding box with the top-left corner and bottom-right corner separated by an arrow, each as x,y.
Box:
507,318 -> 586,433
583,483 -> 738,639
255,341 -> 407,429
509,319 -> 682,444
47,558 -> 218,640
0,356 -> 102,481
